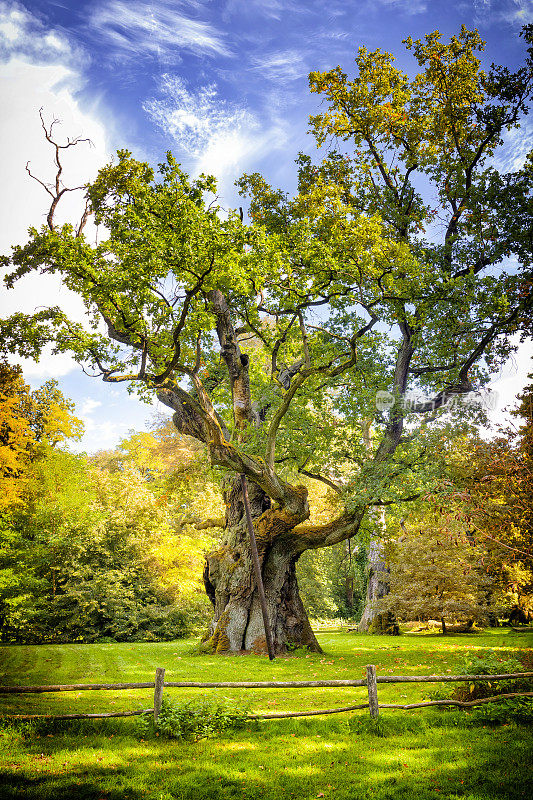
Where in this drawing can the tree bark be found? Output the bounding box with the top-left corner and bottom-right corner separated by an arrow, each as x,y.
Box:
202,476 -> 322,654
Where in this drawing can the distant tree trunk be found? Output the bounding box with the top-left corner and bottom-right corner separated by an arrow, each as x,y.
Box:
508,606 -> 529,625
202,476 -> 322,654
357,420 -> 398,635
357,532 -> 398,633
441,616 -> 447,635
483,591 -> 499,627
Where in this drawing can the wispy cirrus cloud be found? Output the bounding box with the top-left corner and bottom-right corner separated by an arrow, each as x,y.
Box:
368,0 -> 427,14
472,0 -> 533,25
494,118 -> 533,173
223,0 -> 303,21
143,75 -> 287,183
472,0 -> 491,20
144,76 -> 251,160
252,49 -> 308,82
90,0 -> 231,63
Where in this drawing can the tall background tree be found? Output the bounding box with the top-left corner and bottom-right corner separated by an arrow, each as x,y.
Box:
373,383 -> 533,633
0,368 -> 84,639
375,500 -> 492,634
0,363 -> 34,511
1,27 -> 532,653
463,380 -> 533,623
0,399 -> 221,644
0,362 -> 83,510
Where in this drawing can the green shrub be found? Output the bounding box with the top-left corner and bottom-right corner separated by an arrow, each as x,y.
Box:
468,697 -> 533,724
138,697 -> 250,742
453,652 -> 532,701
427,651 -> 533,722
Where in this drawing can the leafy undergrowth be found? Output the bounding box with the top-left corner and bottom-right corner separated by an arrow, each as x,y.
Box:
427,650 -> 533,724
0,629 -> 532,799
140,697 -> 251,742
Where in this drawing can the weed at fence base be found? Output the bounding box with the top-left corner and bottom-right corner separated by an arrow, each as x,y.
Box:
137,696 -> 251,741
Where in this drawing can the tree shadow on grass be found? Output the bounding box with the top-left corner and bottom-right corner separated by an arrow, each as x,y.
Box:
0,772 -> 144,800
1,717 -> 532,800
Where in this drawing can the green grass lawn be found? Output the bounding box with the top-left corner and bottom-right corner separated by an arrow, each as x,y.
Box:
0,628 -> 532,800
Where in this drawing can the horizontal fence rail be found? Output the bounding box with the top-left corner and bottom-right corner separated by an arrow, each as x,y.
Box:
2,672 -> 531,694
1,667 -> 532,722
0,683 -> 156,694
0,679 -> 369,693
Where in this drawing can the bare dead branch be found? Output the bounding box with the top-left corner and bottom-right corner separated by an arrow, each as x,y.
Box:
26,109 -> 94,232
76,198 -> 92,237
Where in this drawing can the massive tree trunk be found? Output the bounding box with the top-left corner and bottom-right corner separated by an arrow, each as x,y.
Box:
201,476 -> 322,654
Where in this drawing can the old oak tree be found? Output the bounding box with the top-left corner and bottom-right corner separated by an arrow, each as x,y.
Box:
2,27 -> 532,652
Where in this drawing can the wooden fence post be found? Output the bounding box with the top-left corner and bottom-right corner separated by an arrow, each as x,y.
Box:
366,665 -> 379,719
154,667 -> 165,723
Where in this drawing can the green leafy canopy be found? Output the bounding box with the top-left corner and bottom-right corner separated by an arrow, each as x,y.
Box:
1,26 -> 532,541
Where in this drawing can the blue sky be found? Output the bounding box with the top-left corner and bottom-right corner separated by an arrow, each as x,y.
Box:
1,0 -> 532,452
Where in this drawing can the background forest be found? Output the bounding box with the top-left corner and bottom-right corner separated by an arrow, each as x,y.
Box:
1,360 -> 531,644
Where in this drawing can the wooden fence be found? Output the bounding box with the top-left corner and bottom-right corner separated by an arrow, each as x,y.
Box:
1,666 -> 532,722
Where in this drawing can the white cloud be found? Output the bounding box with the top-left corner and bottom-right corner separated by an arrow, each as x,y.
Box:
473,0 -> 533,26
11,346 -> 79,381
197,128 -> 269,179
0,59 -> 110,344
494,118 -> 533,173
74,417 -> 130,453
81,398 -> 103,415
473,0 -> 491,21
0,18 -> 19,42
500,0 -> 533,25
0,59 -> 109,242
144,77 -> 242,158
143,75 -> 287,182
485,335 -> 533,428
90,0 -> 230,62
252,50 -> 307,82
0,1 -> 82,64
